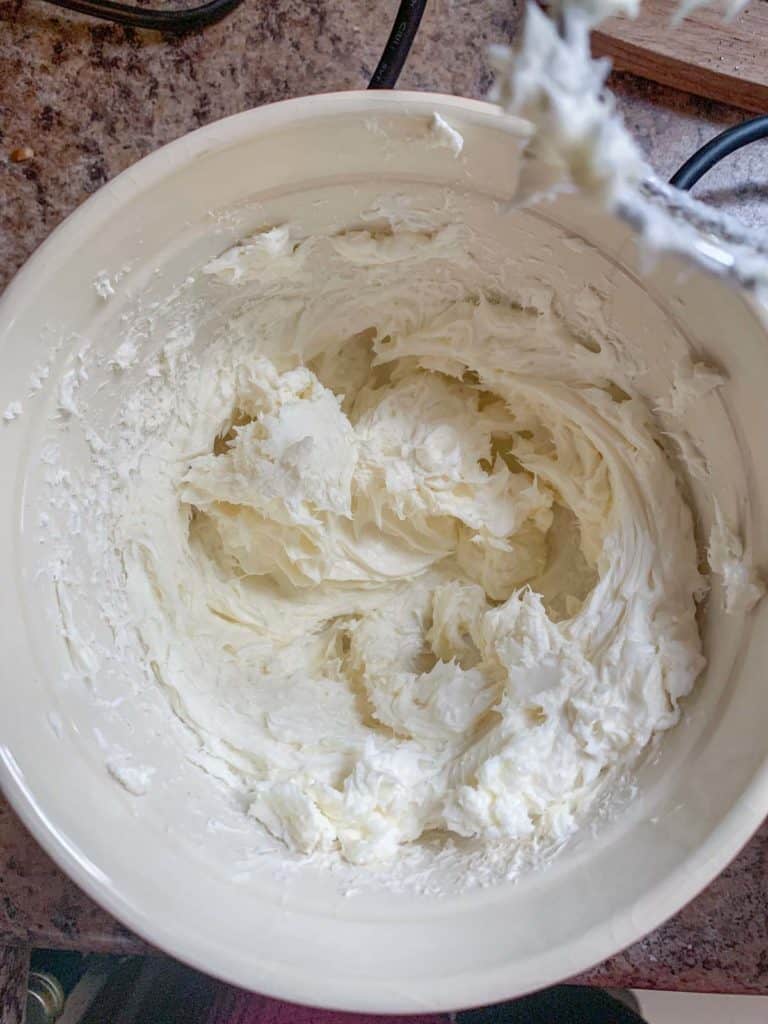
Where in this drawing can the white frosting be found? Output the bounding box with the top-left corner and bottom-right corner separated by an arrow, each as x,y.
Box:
489,5 -> 647,207
3,400 -> 22,422
112,223 -> 706,865
106,754 -> 155,796
656,360 -> 726,418
429,113 -> 464,157
94,270 -> 115,300
708,509 -> 765,614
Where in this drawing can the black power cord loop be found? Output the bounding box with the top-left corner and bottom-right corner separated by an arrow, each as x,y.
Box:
34,0 -> 242,31
670,114 -> 768,190
32,0 -> 428,83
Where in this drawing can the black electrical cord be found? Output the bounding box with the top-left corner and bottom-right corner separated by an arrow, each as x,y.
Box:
670,114 -> 768,190
368,0 -> 428,89
37,0 -> 244,31
33,0 -> 427,83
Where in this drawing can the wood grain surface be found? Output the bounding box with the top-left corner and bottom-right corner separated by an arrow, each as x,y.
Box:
593,0 -> 768,112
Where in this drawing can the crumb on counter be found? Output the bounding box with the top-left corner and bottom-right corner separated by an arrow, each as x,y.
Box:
10,146 -> 35,163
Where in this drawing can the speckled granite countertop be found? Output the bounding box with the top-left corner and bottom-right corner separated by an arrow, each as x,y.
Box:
1,0 -> 767,998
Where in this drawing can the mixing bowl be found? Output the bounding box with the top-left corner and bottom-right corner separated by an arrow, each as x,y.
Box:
1,91 -> 767,1013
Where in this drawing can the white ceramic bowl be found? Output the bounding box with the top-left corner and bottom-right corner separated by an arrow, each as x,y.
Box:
1,92 -> 767,1013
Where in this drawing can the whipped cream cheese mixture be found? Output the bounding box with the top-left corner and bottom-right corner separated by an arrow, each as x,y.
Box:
113,221 -> 707,867
23,0 -> 763,885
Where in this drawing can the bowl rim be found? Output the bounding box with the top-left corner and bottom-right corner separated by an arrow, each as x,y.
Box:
1,89 -> 767,1013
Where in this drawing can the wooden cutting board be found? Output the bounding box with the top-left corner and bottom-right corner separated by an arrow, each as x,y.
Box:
592,0 -> 768,113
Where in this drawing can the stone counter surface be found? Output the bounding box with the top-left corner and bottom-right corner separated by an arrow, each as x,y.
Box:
1,0 -> 767,999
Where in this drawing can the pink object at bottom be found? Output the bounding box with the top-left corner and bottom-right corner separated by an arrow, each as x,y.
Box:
206,991 -> 449,1024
